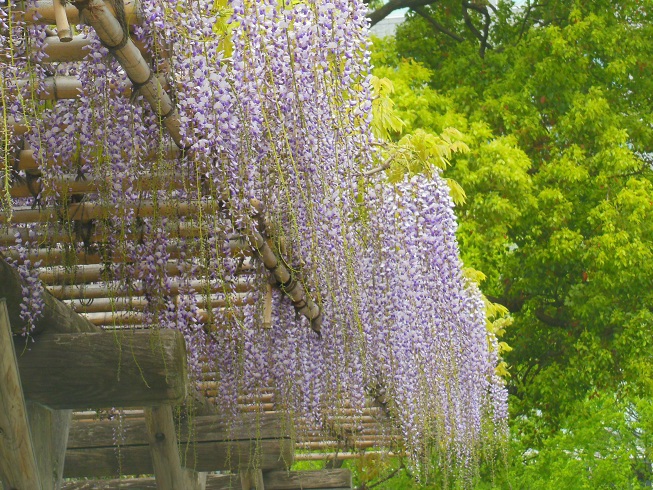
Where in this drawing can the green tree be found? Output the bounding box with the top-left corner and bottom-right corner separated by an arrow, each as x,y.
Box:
368,0 -> 653,486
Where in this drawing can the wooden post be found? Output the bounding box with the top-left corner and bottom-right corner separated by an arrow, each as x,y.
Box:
26,403 -> 72,490
0,300 -> 43,490
240,469 -> 264,490
143,405 -> 205,490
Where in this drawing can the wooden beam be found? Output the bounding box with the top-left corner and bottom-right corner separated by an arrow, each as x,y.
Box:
61,469 -> 353,490
0,300 -> 43,490
64,412 -> 293,477
26,403 -> 72,490
0,257 -> 98,336
144,405 -> 205,490
263,469 -> 352,489
64,439 -> 293,477
17,330 -> 187,409
67,412 -> 286,448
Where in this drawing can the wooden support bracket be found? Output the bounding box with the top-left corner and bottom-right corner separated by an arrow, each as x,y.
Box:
144,405 -> 206,490
240,469 -> 264,490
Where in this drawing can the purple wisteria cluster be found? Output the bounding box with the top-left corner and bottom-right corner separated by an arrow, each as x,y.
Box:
1,0 -> 507,473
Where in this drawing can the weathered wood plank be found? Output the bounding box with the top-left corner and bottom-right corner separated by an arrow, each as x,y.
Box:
17,330 -> 187,409
61,470 -> 352,490
64,474 -> 220,490
27,403 -> 72,490
0,257 -> 98,336
67,412 -> 286,448
144,405 -> 204,490
0,300 -> 43,489
263,469 -> 353,490
63,439 -> 294,477
240,469 -> 264,490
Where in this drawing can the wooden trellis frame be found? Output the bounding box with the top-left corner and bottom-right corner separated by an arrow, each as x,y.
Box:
0,1 -> 401,488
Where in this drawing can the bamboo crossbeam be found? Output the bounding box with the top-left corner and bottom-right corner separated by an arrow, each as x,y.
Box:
71,0 -> 184,148
1,200 -> 222,224
48,277 -> 254,300
9,169 -> 190,199
7,116 -> 30,135
71,293 -> 253,315
16,74 -> 169,102
295,441 -> 383,450
0,220 -> 217,247
43,34 -> 158,63
293,451 -> 401,461
17,76 -> 82,100
82,300 -> 253,326
38,261 -> 189,285
15,144 -> 180,172
37,261 -> 253,287
13,0 -> 140,26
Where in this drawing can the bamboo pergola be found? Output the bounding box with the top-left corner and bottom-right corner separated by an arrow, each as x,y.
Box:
0,1 -> 399,489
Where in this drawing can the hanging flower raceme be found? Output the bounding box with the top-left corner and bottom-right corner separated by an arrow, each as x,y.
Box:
1,0 -> 507,477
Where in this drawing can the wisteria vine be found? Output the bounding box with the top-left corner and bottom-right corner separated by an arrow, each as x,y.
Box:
1,0 -> 507,477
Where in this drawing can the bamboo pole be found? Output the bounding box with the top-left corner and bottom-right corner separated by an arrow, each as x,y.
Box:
48,277 -> 254,301
17,76 -> 82,100
7,116 -> 29,135
1,200 -> 223,224
9,168 -> 191,199
293,451 -> 402,461
16,74 -> 169,102
69,292 -> 254,314
43,34 -> 160,63
15,143 -> 180,172
244,201 -> 322,333
53,0 -> 73,42
15,0 -> 140,26
37,260 -> 213,285
0,219 -> 218,247
71,0 -> 185,148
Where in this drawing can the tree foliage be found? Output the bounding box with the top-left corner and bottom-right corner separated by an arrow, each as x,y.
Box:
369,0 -> 653,486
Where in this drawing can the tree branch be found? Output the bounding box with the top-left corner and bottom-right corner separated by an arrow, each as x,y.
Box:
461,0 -> 493,58
367,0 -> 436,27
412,5 -> 464,42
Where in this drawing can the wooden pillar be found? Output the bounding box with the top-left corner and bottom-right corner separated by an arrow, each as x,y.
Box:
240,469 -> 265,490
0,300 -> 42,490
26,403 -> 72,490
144,405 -> 206,490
